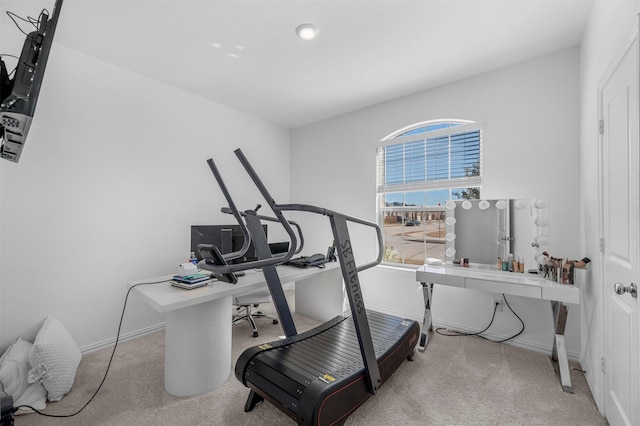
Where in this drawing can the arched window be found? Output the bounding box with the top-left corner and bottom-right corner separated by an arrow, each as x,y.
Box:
376,119 -> 482,265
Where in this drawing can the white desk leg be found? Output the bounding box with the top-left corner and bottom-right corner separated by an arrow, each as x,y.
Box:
164,296 -> 232,397
418,282 -> 433,352
550,300 -> 573,393
295,267 -> 344,322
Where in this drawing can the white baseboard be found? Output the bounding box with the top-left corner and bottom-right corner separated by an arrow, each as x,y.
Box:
79,322 -> 166,355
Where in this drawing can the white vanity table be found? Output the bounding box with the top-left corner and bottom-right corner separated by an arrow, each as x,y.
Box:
416,262 -> 583,393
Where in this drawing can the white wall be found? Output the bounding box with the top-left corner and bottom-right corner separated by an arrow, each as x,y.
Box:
579,0 -> 640,413
0,44 -> 290,351
290,48 -> 582,357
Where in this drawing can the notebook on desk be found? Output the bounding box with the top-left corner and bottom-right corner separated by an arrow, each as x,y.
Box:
170,279 -> 213,290
172,273 -> 211,284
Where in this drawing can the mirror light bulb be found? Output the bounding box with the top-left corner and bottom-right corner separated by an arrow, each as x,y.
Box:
535,217 -> 548,227
535,235 -> 549,246
514,199 -> 528,209
495,200 -> 508,209
534,198 -> 548,209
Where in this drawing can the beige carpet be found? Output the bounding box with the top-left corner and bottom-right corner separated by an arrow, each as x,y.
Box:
15,297 -> 606,426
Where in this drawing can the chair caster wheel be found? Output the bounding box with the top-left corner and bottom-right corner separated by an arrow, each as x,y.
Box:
273,319 -> 279,324
252,331 -> 259,337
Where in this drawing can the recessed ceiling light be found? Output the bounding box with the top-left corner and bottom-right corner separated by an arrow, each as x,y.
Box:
296,23 -> 319,41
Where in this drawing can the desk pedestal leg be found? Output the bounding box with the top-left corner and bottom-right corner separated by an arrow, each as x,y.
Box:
550,300 -> 573,393
164,296 -> 232,397
418,282 -> 433,352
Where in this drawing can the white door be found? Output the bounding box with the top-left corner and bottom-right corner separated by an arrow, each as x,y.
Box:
601,29 -> 640,426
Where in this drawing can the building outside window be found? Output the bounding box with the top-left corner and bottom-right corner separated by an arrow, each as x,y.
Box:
376,120 -> 482,265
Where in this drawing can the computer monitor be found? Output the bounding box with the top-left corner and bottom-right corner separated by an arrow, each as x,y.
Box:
190,224 -> 267,263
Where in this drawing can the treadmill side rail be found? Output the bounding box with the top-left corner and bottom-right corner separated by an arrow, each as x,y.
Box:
330,213 -> 381,394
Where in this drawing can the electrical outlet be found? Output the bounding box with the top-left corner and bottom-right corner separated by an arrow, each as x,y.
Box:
492,298 -> 503,312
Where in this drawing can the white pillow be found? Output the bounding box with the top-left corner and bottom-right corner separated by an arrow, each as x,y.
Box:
0,337 -> 47,413
28,316 -> 82,401
13,382 -> 47,415
0,338 -> 31,399
0,342 -> 12,364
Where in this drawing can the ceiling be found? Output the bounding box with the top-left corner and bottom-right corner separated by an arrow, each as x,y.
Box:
1,0 -> 594,129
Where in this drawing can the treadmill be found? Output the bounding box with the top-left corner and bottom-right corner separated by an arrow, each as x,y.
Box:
199,149 -> 420,425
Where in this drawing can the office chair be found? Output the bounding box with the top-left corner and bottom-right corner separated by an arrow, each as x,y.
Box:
233,287 -> 279,337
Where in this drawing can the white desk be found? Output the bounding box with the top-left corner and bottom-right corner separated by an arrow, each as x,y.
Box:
416,263 -> 582,393
130,262 -> 342,397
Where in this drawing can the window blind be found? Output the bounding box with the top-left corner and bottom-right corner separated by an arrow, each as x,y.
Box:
377,126 -> 481,194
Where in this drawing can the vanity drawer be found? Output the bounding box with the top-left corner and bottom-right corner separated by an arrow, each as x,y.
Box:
542,285 -> 580,304
466,278 -> 542,298
417,270 -> 465,288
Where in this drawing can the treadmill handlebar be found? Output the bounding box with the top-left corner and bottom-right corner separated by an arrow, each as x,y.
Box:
206,158 -> 252,262
220,206 -> 304,255
234,148 -> 383,273
200,149 -> 383,275
276,203 -> 384,273
199,155 -> 299,274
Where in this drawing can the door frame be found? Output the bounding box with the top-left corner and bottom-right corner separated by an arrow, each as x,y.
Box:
597,18 -> 640,423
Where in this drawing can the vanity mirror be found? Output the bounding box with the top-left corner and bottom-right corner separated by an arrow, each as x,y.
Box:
444,198 -> 549,269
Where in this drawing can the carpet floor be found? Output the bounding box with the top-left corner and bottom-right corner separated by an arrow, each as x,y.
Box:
15,298 -> 606,425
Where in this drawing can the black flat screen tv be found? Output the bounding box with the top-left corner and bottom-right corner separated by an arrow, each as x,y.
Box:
0,0 -> 63,162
